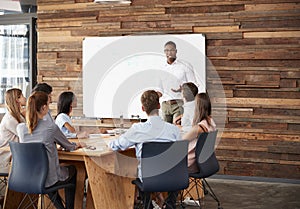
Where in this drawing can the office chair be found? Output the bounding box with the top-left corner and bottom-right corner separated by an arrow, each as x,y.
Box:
182,130 -> 222,209
8,141 -> 75,209
132,140 -> 189,209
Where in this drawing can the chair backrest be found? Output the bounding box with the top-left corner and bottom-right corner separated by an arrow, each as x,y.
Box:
140,140 -> 189,192
195,130 -> 220,178
8,141 -> 49,194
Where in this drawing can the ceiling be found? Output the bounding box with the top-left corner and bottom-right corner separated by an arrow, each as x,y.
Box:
0,0 -> 36,14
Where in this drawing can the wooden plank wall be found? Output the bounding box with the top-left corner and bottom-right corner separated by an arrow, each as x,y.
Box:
36,0 -> 300,179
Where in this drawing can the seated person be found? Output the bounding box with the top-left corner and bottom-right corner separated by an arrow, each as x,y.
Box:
17,91 -> 86,209
31,82 -> 54,122
0,88 -> 26,198
174,82 -> 198,133
55,91 -> 88,138
182,92 -> 217,173
109,90 -> 181,209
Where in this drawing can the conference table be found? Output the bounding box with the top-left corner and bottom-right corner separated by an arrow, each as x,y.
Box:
61,136 -> 138,209
3,136 -> 138,209
3,135 -> 202,209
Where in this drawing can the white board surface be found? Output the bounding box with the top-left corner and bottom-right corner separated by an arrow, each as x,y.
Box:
83,34 -> 206,119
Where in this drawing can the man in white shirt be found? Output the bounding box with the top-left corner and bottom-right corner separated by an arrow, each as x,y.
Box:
109,90 -> 181,209
157,41 -> 197,124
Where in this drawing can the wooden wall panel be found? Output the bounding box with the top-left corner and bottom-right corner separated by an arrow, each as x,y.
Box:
36,0 -> 300,179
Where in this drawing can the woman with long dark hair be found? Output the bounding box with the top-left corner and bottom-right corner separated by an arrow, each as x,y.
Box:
55,91 -> 88,138
182,92 -> 217,173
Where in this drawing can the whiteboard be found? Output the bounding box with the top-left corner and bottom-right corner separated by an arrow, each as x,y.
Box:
83,34 -> 206,119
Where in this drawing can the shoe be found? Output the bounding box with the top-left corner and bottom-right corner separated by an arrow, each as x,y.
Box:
152,200 -> 162,209
183,197 -> 200,206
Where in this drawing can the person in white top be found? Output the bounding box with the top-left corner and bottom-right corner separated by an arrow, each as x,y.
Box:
109,90 -> 181,209
55,91 -> 88,139
182,92 -> 217,173
0,88 -> 26,197
157,41 -> 197,124
174,82 -> 198,133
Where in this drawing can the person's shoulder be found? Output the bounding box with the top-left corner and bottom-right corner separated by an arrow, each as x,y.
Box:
177,59 -> 193,68
2,112 -> 14,121
131,121 -> 145,129
16,122 -> 26,132
17,122 -> 26,128
2,112 -> 18,125
56,113 -> 69,119
184,100 -> 195,107
40,118 -> 58,130
164,121 -> 180,131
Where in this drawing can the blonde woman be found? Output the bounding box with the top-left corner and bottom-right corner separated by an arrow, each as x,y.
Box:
0,88 -> 26,167
0,88 -> 26,199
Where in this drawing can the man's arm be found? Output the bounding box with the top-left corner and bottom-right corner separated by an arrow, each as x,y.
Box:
109,129 -> 136,151
185,64 -> 197,83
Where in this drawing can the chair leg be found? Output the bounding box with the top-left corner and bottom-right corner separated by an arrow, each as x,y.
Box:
0,177 -> 8,194
47,191 -> 65,209
202,179 -> 222,209
16,193 -> 39,209
39,194 -> 44,209
181,178 -> 201,208
135,191 -> 152,209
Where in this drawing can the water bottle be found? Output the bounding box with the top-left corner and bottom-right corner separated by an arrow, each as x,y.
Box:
120,114 -> 124,128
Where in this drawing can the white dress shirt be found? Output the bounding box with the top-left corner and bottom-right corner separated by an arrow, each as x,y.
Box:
158,59 -> 196,102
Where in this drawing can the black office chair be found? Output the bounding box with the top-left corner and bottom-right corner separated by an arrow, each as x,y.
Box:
132,140 -> 189,209
182,130 -> 222,209
8,141 -> 75,209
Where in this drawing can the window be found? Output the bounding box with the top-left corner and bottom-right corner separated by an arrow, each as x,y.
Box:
0,14 -> 37,111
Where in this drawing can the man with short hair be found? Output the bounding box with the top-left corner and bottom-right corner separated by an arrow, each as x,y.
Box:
109,90 -> 181,209
157,41 -> 197,124
31,82 -> 54,122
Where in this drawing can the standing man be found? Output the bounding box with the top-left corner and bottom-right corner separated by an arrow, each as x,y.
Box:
157,41 -> 197,124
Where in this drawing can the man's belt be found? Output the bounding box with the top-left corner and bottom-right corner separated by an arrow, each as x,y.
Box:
163,99 -> 183,105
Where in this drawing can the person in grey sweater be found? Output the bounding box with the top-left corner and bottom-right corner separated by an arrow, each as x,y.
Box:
17,91 -> 85,209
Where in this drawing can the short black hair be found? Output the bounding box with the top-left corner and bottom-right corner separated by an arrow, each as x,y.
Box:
56,91 -> 75,117
182,82 -> 198,102
31,83 -> 53,95
164,41 -> 176,48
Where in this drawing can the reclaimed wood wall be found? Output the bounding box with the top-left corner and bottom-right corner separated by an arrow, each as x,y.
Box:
36,0 -> 300,179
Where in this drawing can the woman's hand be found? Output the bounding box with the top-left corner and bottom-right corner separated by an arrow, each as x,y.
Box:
76,142 -> 86,149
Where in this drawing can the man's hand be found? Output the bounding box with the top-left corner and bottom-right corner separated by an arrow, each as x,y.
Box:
171,85 -> 182,93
